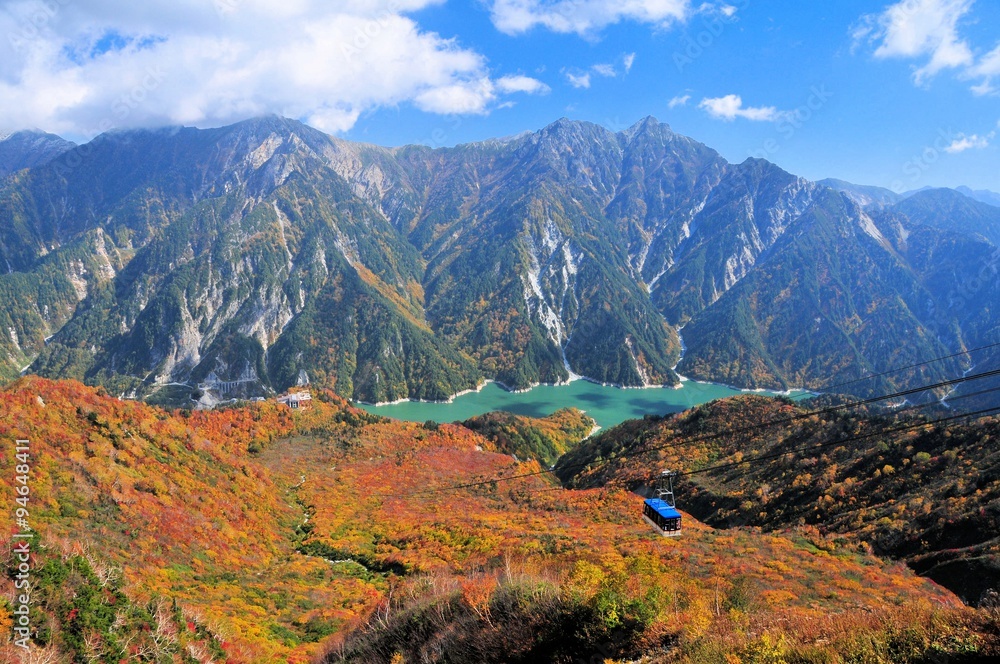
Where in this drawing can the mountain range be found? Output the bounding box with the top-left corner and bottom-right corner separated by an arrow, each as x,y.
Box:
818,178 -> 1000,210
1,118 -> 998,404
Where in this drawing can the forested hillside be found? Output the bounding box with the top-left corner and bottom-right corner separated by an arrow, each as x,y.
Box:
2,378 -> 999,662
557,394 -> 1000,604
2,117 -> 998,404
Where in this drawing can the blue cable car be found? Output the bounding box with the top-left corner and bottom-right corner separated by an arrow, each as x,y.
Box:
643,470 -> 681,537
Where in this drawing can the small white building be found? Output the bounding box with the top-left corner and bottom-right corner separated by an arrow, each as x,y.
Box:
277,391 -> 312,409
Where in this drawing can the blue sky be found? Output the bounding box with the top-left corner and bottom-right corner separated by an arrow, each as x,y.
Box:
342,0 -> 1000,192
0,0 -> 997,190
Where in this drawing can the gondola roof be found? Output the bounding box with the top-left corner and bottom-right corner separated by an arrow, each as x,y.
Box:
644,498 -> 681,520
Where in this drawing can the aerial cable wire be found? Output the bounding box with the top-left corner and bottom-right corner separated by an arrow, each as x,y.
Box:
675,404 -> 1000,480
816,340 -> 1000,394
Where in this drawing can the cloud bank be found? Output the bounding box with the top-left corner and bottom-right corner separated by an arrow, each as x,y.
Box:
854,0 -> 997,94
488,0 -> 690,36
0,0 -> 547,137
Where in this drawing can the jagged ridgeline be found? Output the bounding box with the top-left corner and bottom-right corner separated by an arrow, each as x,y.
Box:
1,117 -> 998,403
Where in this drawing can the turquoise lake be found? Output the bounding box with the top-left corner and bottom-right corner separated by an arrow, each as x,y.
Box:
358,379 -> 811,431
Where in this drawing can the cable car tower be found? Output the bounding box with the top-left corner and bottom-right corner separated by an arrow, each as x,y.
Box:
642,470 -> 682,537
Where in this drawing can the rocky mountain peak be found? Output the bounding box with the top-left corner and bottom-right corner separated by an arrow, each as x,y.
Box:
0,129 -> 76,177
1,116 -> 997,409
618,115 -> 672,144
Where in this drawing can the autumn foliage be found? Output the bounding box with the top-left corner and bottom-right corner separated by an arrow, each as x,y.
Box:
0,378 -> 998,663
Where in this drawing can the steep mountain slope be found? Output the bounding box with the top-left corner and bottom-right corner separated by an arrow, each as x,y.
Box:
4,118 -> 480,402
887,189 -> 1000,408
900,222 -> 1000,409
894,188 -> 1000,246
0,130 -> 75,178
676,190 -> 964,394
3,117 -> 1000,403
556,395 -> 1000,604
1,118 -> 689,400
0,228 -> 126,382
3,378 -> 997,663
650,158 -> 816,325
340,118 -> 696,388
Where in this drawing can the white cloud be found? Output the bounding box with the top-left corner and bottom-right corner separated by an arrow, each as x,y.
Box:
414,79 -> 496,114
495,74 -> 550,94
668,94 -> 691,108
968,44 -> 1000,95
489,0 -> 690,36
696,2 -> 737,18
854,0 -> 975,85
943,131 -> 994,153
971,81 -> 995,96
566,71 -> 591,88
695,2 -> 739,19
878,0 -> 973,82
698,94 -> 784,121
0,0 -> 533,137
562,57 -> 636,91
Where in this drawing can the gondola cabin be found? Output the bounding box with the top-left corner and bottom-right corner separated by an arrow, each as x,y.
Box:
643,498 -> 682,537
644,469 -> 682,537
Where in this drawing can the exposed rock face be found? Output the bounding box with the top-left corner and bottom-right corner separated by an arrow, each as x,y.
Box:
1,116 -> 998,403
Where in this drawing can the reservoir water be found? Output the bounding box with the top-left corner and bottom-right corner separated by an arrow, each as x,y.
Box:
358,379 -> 811,431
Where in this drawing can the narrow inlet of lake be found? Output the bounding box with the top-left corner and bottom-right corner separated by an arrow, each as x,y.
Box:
357,380 -> 811,431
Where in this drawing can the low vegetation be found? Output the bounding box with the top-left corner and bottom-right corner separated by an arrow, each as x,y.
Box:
1,378 -> 997,662
460,407 -> 595,466
557,394 -> 1000,604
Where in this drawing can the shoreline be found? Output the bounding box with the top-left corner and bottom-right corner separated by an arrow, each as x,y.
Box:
677,372 -> 814,398
666,323 -> 814,397
354,378 -> 491,407
358,371 -> 814,408
352,324 -> 815,408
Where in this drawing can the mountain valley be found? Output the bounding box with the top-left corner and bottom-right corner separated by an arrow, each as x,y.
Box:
2,377 -> 998,662
3,118 -> 998,405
